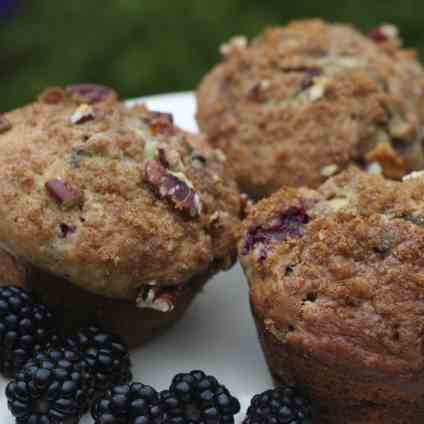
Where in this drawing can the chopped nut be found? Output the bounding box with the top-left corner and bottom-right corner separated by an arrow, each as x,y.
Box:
66,84 -> 117,104
136,287 -> 176,312
366,162 -> 383,175
70,104 -> 95,125
246,80 -> 270,102
320,164 -> 339,177
366,140 -> 406,179
45,179 -> 83,209
0,115 -> 12,134
220,35 -> 248,57
38,87 -> 66,104
403,171 -> 424,181
308,77 -> 329,101
145,160 -> 202,218
369,24 -> 399,43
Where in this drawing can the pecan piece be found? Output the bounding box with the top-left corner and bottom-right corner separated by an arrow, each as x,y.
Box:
220,35 -> 248,57
70,104 -> 95,125
145,160 -> 202,218
66,84 -> 117,104
136,287 -> 176,312
45,179 -> 83,209
369,25 -> 399,43
247,80 -> 270,102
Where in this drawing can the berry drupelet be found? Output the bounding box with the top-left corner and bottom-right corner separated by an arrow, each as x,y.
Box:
6,348 -> 95,424
0,286 -> 57,377
92,382 -> 163,424
65,326 -> 131,393
243,386 -> 313,424
161,370 -> 240,423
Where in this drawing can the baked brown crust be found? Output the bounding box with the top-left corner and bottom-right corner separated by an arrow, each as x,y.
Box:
197,20 -> 424,198
0,248 -> 203,348
0,86 -> 241,301
239,168 -> 424,422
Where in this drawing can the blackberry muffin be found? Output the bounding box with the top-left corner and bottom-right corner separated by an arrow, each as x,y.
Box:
0,85 -> 241,341
239,168 -> 424,423
197,20 -> 424,198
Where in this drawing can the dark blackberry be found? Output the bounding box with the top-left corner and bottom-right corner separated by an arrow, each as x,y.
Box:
0,286 -> 57,377
6,348 -> 94,424
242,207 -> 310,261
65,326 -> 131,393
161,370 -> 240,423
92,382 -> 163,424
243,386 -> 313,424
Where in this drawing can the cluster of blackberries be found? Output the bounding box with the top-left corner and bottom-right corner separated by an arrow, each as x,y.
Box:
1,286 -> 313,424
1,286 -> 131,424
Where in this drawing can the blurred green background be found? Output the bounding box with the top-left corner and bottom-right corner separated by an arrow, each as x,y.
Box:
1,0 -> 423,111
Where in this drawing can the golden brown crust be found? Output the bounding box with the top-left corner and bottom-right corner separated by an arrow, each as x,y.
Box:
197,20 -> 424,198
239,168 -> 424,422
0,86 -> 241,301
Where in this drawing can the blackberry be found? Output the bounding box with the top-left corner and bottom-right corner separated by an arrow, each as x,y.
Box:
92,382 -> 163,424
243,386 -> 313,424
6,348 -> 94,424
0,286 -> 57,377
65,326 -> 131,393
161,370 -> 240,423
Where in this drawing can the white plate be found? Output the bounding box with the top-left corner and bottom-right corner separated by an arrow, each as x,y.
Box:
0,92 -> 272,423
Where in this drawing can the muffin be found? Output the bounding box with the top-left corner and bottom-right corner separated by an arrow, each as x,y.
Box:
239,168 -> 424,423
197,20 -> 424,198
0,84 -> 241,343
0,248 -> 208,348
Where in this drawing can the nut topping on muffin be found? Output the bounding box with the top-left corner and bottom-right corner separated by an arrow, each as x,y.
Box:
239,167 -> 424,423
0,86 -> 240,301
197,20 -> 424,198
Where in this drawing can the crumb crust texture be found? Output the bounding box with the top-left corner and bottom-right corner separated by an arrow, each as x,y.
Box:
0,86 -> 240,300
197,20 -> 424,198
239,168 -> 424,423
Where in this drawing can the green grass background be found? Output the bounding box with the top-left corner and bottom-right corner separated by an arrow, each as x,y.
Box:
1,0 -> 423,111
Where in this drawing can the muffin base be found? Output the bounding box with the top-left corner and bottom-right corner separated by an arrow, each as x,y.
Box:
253,304 -> 424,424
0,249 -> 207,348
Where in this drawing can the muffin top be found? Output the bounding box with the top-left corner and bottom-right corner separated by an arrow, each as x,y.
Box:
0,85 -> 241,301
239,168 -> 424,374
197,20 -> 424,198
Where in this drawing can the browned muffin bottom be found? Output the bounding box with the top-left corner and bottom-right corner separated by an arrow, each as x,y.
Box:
0,248 -> 207,348
239,168 -> 424,423
197,20 -> 424,198
0,85 -> 241,305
